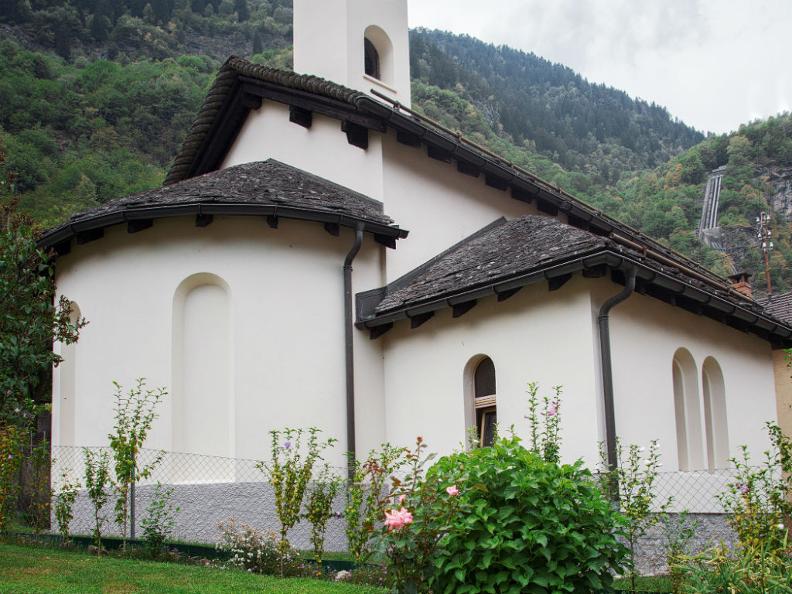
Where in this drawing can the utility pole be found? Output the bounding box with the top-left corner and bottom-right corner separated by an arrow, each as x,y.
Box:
756,212 -> 774,295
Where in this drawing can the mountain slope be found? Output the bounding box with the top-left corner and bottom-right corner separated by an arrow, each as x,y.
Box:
409,29 -> 704,183
2,0 -> 788,291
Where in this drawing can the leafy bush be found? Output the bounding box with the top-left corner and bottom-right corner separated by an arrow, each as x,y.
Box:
304,464 -> 342,566
141,483 -> 179,558
427,436 -> 628,593
53,471 -> 80,544
719,422 -> 792,552
83,447 -> 112,553
0,425 -> 21,530
108,378 -> 167,548
600,438 -> 671,590
216,519 -> 301,576
675,543 -> 792,594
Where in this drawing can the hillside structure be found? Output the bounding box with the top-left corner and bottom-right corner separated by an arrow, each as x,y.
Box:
44,0 -> 792,500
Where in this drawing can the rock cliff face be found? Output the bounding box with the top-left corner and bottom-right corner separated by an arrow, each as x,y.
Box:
763,165 -> 792,221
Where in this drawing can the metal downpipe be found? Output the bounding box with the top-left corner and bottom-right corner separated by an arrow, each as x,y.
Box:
344,223 -> 365,480
598,266 -> 637,473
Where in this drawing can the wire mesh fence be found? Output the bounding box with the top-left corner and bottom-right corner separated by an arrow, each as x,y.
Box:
48,445 -> 744,547
51,446 -> 350,550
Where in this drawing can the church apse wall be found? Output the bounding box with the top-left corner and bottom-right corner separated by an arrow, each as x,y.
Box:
52,216 -> 385,470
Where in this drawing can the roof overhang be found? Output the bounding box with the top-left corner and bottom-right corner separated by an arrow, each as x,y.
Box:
357,249 -> 792,348
38,201 -> 409,255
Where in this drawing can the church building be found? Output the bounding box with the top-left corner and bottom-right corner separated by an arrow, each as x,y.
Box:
44,0 -> 792,497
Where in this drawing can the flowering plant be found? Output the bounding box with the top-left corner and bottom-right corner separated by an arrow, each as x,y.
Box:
379,437 -> 462,593
217,519 -> 302,576
430,436 -> 628,592
258,426 -> 336,559
524,382 -> 563,463
345,442 -> 409,563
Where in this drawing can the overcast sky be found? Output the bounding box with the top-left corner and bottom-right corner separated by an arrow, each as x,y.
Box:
408,0 -> 792,135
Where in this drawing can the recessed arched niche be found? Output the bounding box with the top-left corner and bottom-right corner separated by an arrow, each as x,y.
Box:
59,301 -> 81,447
672,347 -> 704,471
702,357 -> 729,470
172,273 -> 233,482
364,25 -> 394,85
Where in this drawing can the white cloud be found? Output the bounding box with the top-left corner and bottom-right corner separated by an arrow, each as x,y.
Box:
408,0 -> 792,133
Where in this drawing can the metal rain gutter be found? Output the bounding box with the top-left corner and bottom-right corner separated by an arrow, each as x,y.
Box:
597,266 -> 636,473
343,223 -> 364,479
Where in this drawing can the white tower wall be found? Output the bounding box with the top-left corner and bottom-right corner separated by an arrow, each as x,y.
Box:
293,0 -> 411,107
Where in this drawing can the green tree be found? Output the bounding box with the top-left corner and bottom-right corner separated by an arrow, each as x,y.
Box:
235,0 -> 249,22
0,201 -> 86,430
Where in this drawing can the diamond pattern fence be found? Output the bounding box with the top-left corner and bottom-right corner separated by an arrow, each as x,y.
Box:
49,445 -> 744,565
51,446 -> 349,551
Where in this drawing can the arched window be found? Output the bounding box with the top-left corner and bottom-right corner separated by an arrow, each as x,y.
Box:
470,357 -> 497,447
702,357 -> 729,470
58,301 -> 81,446
672,348 -> 705,471
363,26 -> 393,84
172,274 -> 233,481
364,37 -> 380,80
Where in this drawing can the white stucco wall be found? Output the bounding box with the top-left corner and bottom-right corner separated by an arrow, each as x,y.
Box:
380,276 -> 603,466
380,132 -> 539,281
52,217 -> 384,470
222,102 -> 384,201
600,280 -> 777,468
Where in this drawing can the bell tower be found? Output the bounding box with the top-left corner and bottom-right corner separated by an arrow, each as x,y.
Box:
293,0 -> 411,108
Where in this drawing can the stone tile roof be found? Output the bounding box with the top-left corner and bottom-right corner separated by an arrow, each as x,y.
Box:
39,160 -> 406,249
762,291 -> 792,325
375,216 -> 607,313
163,57 -> 740,298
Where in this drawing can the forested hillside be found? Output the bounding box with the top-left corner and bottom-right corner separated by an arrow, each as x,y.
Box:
607,114 -> 792,293
410,29 -> 703,183
1,0 -> 790,291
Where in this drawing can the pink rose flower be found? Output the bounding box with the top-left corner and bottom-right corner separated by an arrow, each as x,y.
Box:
398,494 -> 406,504
384,507 -> 413,531
446,485 -> 459,497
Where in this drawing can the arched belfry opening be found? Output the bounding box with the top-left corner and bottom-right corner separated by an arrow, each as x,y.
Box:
293,0 -> 412,107
364,37 -> 380,80
363,25 -> 393,85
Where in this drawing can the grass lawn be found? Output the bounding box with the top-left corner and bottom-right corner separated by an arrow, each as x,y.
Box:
0,543 -> 385,594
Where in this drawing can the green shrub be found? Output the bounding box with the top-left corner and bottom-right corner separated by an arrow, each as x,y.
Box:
675,543 -> 792,593
141,483 -> 178,558
427,436 -> 628,593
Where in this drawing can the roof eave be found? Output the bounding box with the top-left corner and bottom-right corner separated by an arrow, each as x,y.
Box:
38,202 -> 408,252
357,249 -> 792,347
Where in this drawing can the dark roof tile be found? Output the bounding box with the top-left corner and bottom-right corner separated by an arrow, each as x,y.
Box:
40,160 -> 404,248
375,216 -> 607,313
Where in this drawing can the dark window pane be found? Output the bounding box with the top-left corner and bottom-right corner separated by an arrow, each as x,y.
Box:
479,408 -> 497,447
474,357 -> 496,397
364,38 -> 380,79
